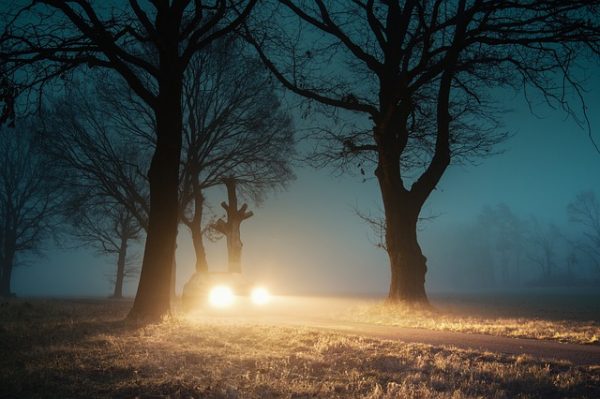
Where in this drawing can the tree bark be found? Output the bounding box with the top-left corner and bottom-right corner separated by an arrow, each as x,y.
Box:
0,248 -> 14,298
214,178 -> 253,274
227,221 -> 243,274
375,149 -> 429,304
191,227 -> 209,273
224,178 -> 242,274
170,249 -> 177,301
189,190 -> 209,273
112,236 -> 128,299
128,58 -> 183,320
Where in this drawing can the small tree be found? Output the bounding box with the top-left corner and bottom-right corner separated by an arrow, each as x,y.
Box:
0,122 -> 61,297
68,203 -> 142,298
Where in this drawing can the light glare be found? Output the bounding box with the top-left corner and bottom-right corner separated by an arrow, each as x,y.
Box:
251,287 -> 270,305
209,285 -> 234,307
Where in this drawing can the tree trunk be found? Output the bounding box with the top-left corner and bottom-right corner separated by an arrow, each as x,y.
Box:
224,179 -> 243,274
112,236 -> 128,299
190,190 -> 209,273
385,215 -> 428,303
376,153 -> 429,305
170,250 -> 177,301
227,221 -> 243,274
0,249 -> 15,298
214,178 -> 253,274
128,66 -> 183,321
191,225 -> 209,274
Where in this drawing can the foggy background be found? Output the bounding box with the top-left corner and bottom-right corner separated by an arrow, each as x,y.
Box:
12,74 -> 600,298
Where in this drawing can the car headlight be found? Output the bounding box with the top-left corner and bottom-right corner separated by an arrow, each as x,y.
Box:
250,287 -> 270,305
209,285 -> 234,307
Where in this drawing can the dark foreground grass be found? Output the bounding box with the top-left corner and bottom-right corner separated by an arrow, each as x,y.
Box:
0,299 -> 599,399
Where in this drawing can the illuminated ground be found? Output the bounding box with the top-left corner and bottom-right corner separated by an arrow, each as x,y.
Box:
189,294 -> 600,343
1,297 -> 599,398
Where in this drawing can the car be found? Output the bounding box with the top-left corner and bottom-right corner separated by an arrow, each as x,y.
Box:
182,271 -> 271,310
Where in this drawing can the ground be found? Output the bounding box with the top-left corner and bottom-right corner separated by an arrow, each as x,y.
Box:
1,296 -> 599,398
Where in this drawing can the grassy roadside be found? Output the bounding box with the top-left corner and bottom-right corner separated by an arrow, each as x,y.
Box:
340,301 -> 600,345
1,299 -> 599,398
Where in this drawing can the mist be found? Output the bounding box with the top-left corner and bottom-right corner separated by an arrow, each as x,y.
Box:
10,78 -> 600,298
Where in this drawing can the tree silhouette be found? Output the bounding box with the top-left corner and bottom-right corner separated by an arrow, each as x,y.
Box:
41,85 -> 149,297
477,204 -> 527,285
68,203 -> 142,299
527,219 -> 562,282
2,0 -> 257,319
212,178 -> 254,273
246,0 -> 600,303
568,191 -> 600,277
0,122 -> 61,297
178,36 -> 294,274
42,83 -> 151,232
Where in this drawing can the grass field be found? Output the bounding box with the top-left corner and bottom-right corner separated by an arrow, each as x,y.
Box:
1,298 -> 599,398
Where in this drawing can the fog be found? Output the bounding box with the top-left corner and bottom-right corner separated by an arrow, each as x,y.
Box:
11,79 -> 600,299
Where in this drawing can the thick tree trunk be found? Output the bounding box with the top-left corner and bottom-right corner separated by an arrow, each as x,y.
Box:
384,213 -> 428,303
376,153 -> 429,305
170,251 -> 177,300
128,67 -> 183,321
112,237 -> 128,299
0,250 -> 14,298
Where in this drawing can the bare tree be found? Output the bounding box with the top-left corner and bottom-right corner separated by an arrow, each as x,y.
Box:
2,0 -> 257,320
39,81 -> 154,297
477,204 -> 526,285
41,83 -> 151,233
246,0 -> 600,303
179,36 -> 295,274
0,121 -> 61,297
527,219 -> 562,282
212,178 -> 254,273
568,191 -> 600,276
68,202 -> 142,299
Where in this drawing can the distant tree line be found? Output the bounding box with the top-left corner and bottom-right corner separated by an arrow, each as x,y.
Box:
441,194 -> 600,290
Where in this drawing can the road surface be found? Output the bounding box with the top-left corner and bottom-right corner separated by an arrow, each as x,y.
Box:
192,296 -> 600,367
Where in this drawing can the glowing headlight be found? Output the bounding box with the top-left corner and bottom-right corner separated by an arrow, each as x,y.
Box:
250,287 -> 270,305
209,285 -> 234,307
